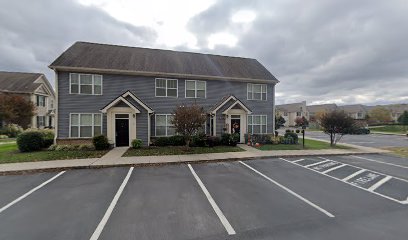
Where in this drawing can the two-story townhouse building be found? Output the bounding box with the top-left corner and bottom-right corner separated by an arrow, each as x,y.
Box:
49,42 -> 279,147
0,71 -> 55,129
276,101 -> 308,127
338,104 -> 368,120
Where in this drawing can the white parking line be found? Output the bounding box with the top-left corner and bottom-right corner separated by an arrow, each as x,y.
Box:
239,161 -> 335,218
368,176 -> 392,192
0,171 -> 65,214
292,159 -> 305,163
342,169 -> 366,181
188,164 -> 236,235
90,167 -> 134,240
351,155 -> 408,169
304,160 -> 330,168
322,164 -> 347,174
279,157 -> 407,205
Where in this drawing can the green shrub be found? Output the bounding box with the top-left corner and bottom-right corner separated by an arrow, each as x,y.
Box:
0,124 -> 23,138
131,139 -> 143,149
221,133 -> 239,146
39,129 -> 54,148
285,129 -> 291,133
206,136 -> 221,147
78,144 -> 95,151
191,133 -> 207,147
48,144 -> 57,151
17,131 -> 44,152
93,135 -> 110,150
168,135 -> 185,146
0,134 -> 8,139
284,132 -> 298,144
295,129 -> 300,133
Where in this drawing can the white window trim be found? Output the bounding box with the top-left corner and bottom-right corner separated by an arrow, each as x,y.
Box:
185,80 -> 206,99
36,95 -> 47,107
37,116 -> 45,127
155,78 -> 178,98
155,114 -> 175,136
247,115 -> 268,134
247,83 -> 267,101
69,113 -> 103,138
69,73 -> 103,95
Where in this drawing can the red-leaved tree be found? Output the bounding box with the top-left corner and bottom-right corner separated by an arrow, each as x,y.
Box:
0,94 -> 35,128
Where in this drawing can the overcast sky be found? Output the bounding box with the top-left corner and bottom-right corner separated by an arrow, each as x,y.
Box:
1,0 -> 407,105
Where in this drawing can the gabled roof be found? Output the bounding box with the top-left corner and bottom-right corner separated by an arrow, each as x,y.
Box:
100,96 -> 140,113
307,104 -> 338,113
100,90 -> 154,114
0,71 -> 43,93
276,101 -> 306,112
209,95 -> 252,114
338,104 -> 368,113
49,42 -> 279,83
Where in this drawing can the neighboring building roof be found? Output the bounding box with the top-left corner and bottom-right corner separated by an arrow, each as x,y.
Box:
0,71 -> 43,93
338,104 -> 368,113
276,101 -> 306,113
307,104 -> 337,113
49,42 -> 279,82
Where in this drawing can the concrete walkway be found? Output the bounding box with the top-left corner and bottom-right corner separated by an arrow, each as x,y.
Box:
0,141 -> 389,174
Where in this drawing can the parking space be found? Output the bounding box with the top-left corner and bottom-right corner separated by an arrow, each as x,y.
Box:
0,154 -> 407,239
0,168 -> 128,240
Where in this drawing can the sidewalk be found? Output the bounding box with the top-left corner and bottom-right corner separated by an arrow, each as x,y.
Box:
0,142 -> 388,174
371,131 -> 407,137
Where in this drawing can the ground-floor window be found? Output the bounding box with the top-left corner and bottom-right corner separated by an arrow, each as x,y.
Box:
37,116 -> 46,128
70,113 -> 102,138
155,114 -> 175,136
247,115 -> 267,134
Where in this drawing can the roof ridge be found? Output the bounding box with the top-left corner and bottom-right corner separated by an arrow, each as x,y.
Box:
74,41 -> 257,61
0,70 -> 43,75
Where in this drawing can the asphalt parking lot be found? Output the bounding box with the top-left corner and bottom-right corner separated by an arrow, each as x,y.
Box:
0,154 -> 407,240
304,131 -> 408,148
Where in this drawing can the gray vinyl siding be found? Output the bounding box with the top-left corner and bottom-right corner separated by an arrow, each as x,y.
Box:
57,71 -> 275,142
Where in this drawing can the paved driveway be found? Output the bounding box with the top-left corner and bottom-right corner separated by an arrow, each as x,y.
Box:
0,154 -> 407,240
301,131 -> 408,148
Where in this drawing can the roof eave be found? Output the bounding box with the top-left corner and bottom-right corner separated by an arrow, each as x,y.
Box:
48,66 -> 279,84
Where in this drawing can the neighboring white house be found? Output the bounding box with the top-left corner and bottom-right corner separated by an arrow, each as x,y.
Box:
276,101 -> 308,127
0,71 -> 56,129
338,104 -> 368,120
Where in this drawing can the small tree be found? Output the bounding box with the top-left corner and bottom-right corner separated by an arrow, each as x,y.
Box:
398,111 -> 408,131
319,110 -> 355,146
171,104 -> 206,148
0,94 -> 35,128
275,115 -> 286,129
295,116 -> 309,128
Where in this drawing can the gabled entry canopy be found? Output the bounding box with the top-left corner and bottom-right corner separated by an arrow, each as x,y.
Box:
100,90 -> 154,113
210,95 -> 252,114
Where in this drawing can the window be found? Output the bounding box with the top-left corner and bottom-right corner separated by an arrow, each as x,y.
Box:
155,114 -> 175,136
37,116 -> 46,128
296,112 -> 301,116
155,78 -> 178,97
247,83 -> 267,100
284,112 -> 288,116
185,80 -> 206,98
70,113 -> 102,138
36,95 -> 46,107
248,115 -> 267,134
50,100 -> 54,109
70,73 -> 102,95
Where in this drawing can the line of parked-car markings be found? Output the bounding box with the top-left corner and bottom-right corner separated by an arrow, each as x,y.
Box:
279,157 -> 408,205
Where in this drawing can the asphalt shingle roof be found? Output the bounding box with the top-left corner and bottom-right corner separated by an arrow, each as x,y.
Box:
49,42 -> 278,81
0,71 -> 42,93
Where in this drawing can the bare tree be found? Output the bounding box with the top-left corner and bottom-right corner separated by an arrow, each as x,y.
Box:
171,104 -> 206,148
319,110 -> 355,146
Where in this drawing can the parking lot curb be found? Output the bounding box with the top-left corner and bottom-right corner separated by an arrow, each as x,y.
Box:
0,151 -> 386,176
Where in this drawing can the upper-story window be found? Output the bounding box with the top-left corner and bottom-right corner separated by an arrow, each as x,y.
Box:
185,80 -> 206,98
296,112 -> 301,116
155,78 -> 178,97
36,95 -> 46,107
70,73 -> 102,95
247,83 -> 267,101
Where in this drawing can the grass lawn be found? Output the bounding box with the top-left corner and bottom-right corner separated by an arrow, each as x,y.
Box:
0,143 -> 108,164
384,147 -> 408,158
368,125 -> 407,134
256,138 -> 351,151
123,145 -> 244,157
0,138 -> 16,143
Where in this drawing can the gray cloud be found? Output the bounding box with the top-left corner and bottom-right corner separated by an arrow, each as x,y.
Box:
0,0 -> 157,85
187,0 -> 408,105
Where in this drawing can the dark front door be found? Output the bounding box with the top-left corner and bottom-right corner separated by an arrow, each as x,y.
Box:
115,118 -> 129,146
231,118 -> 241,137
